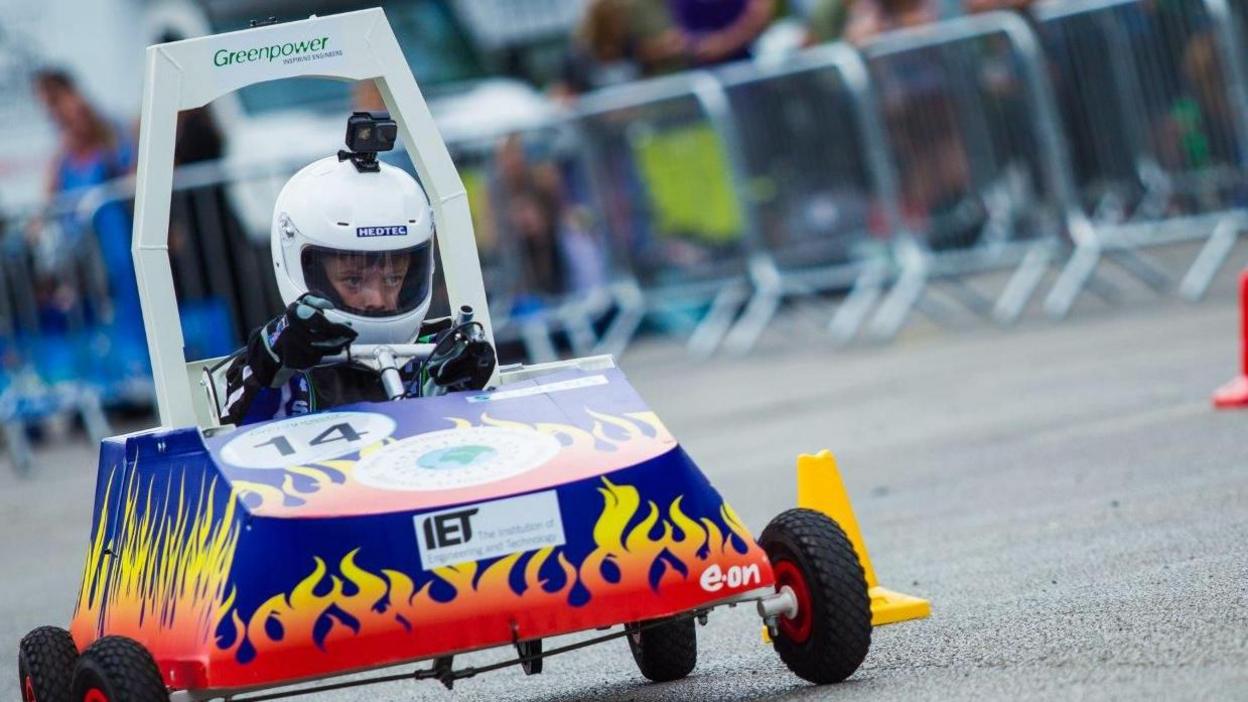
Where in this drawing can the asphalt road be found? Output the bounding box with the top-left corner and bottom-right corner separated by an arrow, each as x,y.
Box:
4,247 -> 1247,701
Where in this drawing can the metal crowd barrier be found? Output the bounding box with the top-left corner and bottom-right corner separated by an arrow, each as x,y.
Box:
0,159 -> 292,472
446,126 -> 616,363
571,71 -> 760,357
715,43 -> 903,350
1035,0 -> 1248,312
8,145 -> 622,403
855,11 -> 1084,338
0,192 -> 133,473
8,0 -> 1248,452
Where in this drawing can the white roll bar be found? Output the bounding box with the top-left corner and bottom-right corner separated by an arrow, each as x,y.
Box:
131,8 -> 494,428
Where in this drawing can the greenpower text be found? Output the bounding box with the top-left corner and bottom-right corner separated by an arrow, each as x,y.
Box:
213,37 -> 330,67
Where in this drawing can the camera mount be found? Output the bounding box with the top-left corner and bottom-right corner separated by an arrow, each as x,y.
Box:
339,111 -> 398,173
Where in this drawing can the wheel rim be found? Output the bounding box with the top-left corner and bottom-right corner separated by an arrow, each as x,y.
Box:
23,674 -> 36,702
83,689 -> 109,702
772,560 -> 813,644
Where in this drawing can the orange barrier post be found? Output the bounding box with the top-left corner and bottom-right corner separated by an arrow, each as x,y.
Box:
1213,269 -> 1248,409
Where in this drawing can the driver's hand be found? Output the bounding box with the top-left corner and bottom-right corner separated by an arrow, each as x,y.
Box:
422,323 -> 496,396
263,293 -> 358,372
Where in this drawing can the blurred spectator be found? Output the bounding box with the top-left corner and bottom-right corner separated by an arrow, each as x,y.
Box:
630,0 -> 691,74
553,0 -> 690,99
803,0 -> 853,45
29,68 -> 151,396
665,0 -> 776,65
1178,33 -> 1238,171
495,134 -> 568,298
33,69 -> 135,200
844,0 -> 939,44
555,0 -> 775,98
963,0 -> 1034,13
353,80 -> 387,112
847,2 -> 976,247
492,134 -> 606,305
173,108 -> 224,166
31,69 -> 140,326
557,0 -> 643,96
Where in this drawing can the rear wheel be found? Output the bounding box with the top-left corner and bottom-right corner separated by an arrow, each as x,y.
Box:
516,639 -> 543,675
70,637 -> 166,702
19,626 -> 78,702
760,508 -> 871,683
625,616 -> 696,682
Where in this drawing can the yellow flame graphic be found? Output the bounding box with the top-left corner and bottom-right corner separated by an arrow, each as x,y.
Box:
230,410 -> 671,514
230,438 -> 394,509
72,464 -> 242,652
225,475 -> 757,666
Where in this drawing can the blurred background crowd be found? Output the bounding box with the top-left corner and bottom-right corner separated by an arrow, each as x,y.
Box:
0,0 -> 1246,470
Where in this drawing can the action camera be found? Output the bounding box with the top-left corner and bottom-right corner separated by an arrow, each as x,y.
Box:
340,111 -> 397,172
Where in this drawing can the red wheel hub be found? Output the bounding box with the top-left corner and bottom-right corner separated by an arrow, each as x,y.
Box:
772,560 -> 813,644
23,674 -> 36,702
83,689 -> 109,702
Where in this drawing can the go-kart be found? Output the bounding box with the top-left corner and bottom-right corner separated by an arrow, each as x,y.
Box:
18,9 -> 926,701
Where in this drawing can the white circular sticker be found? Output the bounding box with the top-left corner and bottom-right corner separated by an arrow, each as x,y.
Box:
353,426 -> 562,491
220,412 -> 397,469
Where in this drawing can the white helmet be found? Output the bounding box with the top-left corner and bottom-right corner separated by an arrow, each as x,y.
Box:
270,155 -> 435,345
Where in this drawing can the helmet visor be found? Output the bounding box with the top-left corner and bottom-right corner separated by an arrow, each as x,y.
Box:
301,242 -> 433,318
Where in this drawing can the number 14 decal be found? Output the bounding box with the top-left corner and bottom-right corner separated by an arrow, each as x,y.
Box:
254,422 -> 368,457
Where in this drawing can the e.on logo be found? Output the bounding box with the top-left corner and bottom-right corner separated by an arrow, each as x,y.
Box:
699,563 -> 762,592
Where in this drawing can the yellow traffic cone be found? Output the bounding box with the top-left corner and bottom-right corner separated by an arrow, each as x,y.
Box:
796,450 -> 930,626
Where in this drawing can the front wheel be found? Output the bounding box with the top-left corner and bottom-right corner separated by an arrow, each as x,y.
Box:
625,616 -> 696,682
760,508 -> 871,683
70,637 -> 167,702
19,626 -> 78,702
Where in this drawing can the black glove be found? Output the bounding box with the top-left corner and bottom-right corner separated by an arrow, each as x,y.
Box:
421,322 -> 496,397
262,294 -> 358,377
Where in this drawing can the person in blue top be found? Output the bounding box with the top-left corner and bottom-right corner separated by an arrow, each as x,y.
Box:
33,69 -> 140,325
30,69 -> 151,393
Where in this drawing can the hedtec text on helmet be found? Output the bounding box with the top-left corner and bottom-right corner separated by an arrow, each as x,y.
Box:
213,37 -> 332,67
357,226 -> 409,238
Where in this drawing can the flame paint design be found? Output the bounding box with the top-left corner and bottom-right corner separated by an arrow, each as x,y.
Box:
471,409 -> 670,455
71,463 -> 242,655
580,479 -> 756,596
228,438 -> 395,511
226,409 -> 675,518
215,476 -> 768,680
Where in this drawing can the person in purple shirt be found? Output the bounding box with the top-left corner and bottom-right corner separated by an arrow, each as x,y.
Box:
666,0 -> 775,66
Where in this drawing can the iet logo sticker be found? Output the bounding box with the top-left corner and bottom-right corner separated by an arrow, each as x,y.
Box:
422,507 -> 479,549
415,491 -> 565,570
356,225 -> 408,238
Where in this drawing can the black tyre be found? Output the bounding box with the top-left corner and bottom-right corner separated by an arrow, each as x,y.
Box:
70,637 -> 166,702
19,626 -> 78,702
760,508 -> 871,684
625,616 -> 696,682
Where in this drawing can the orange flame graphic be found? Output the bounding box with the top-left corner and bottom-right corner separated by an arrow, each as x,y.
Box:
228,409 -> 675,517
229,438 -> 395,511
217,476 -> 767,681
